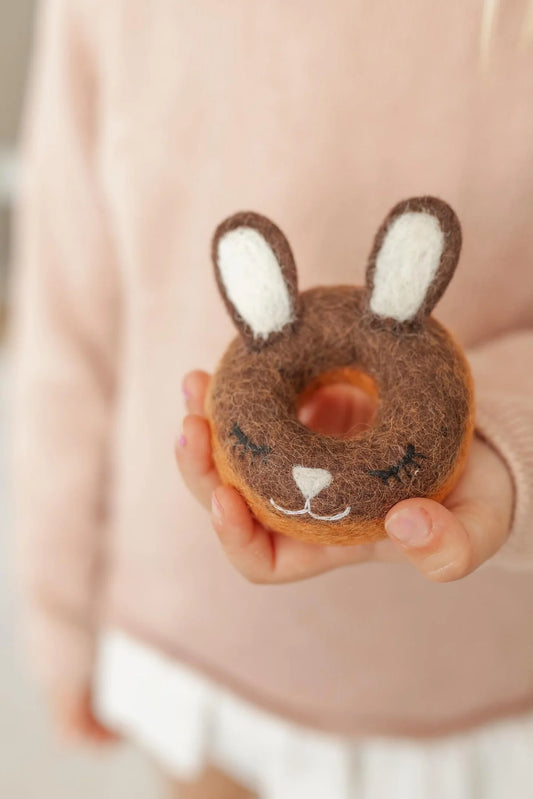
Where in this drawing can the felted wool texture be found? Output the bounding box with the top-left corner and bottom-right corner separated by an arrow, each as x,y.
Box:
370,212 -> 444,322
216,226 -> 295,341
212,211 -> 300,351
292,466 -> 333,500
366,196 -> 462,328
208,198 -> 474,546
207,285 -> 474,545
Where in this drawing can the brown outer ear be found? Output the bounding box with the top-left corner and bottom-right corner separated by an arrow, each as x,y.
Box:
211,211 -> 300,350
365,196 -> 462,327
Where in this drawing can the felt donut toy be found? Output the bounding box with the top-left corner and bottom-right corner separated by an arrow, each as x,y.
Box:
206,197 -> 474,545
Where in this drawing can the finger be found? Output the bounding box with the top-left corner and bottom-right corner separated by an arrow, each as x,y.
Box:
54,697 -> 118,746
83,716 -> 119,744
211,485 -> 276,581
64,715 -> 118,745
175,414 -> 220,509
384,496 -> 509,582
182,370 -> 211,415
60,719 -> 117,746
211,485 -> 397,583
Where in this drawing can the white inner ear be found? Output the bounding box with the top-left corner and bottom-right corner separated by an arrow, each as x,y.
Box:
369,211 -> 445,322
217,226 -> 294,339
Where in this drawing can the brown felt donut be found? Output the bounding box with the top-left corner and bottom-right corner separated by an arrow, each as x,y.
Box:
207,197 -> 475,545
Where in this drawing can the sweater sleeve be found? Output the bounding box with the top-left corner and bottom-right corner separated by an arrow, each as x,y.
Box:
11,0 -> 118,695
467,330 -> 533,570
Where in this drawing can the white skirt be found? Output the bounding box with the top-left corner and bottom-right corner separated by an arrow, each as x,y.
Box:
94,630 -> 533,799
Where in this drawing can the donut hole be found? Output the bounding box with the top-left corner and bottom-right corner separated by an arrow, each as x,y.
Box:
296,368 -> 378,439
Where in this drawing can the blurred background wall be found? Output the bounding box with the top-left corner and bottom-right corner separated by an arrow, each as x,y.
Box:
0,0 -> 34,336
0,2 -> 157,794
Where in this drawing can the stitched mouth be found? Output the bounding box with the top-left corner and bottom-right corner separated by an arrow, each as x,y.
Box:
269,497 -> 351,522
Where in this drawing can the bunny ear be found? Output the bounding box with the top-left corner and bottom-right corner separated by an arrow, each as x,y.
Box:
212,211 -> 299,349
365,197 -> 462,325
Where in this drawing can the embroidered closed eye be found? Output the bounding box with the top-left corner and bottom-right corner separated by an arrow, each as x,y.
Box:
367,444 -> 427,486
230,422 -> 271,463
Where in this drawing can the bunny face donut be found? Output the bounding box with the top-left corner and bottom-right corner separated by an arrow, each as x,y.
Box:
207,197 -> 474,545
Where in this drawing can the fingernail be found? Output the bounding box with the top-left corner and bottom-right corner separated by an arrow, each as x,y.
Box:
178,434 -> 187,448
212,492 -> 223,524
385,507 -> 432,548
182,378 -> 191,399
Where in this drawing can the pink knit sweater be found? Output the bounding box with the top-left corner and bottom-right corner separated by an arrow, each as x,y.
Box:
12,0 -> 533,737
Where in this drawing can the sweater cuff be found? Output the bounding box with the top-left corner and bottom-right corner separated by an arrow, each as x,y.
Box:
475,393 -> 533,570
23,604 -> 96,695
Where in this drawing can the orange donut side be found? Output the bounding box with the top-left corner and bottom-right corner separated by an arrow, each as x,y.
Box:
425,326 -> 476,505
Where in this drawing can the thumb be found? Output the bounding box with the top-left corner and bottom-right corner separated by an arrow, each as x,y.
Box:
384,496 -> 509,582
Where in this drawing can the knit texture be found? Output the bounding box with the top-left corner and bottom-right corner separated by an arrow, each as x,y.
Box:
11,0 -> 533,737
467,331 -> 533,570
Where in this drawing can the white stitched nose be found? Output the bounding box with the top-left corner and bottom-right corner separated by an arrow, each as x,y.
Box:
292,466 -> 333,501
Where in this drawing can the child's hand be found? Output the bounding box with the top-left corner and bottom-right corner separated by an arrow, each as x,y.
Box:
177,370 -> 513,584
50,686 -> 117,745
